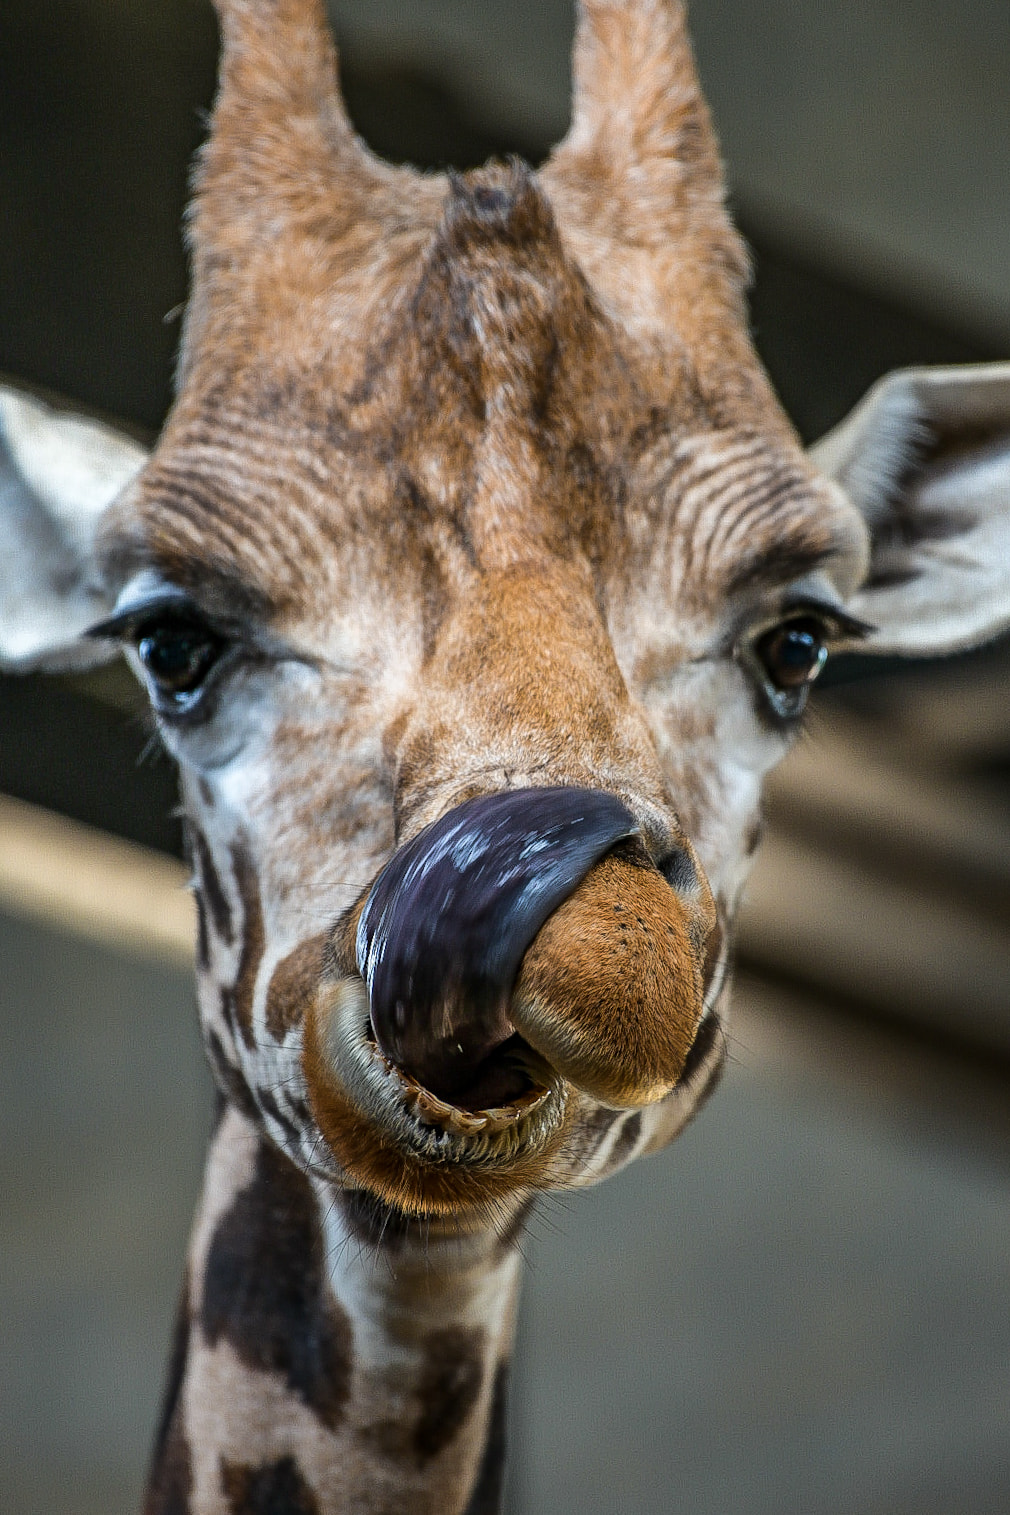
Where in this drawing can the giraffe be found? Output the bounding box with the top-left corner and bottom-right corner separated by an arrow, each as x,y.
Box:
2,1 -> 1010,1511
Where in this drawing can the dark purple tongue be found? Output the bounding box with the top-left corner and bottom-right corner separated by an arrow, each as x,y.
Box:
356,787 -> 638,1099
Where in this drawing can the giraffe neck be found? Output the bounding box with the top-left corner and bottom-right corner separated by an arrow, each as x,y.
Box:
145,1102 -> 522,1515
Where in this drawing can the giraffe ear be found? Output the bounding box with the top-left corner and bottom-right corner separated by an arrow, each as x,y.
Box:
811,363 -> 1010,656
0,384 -> 148,672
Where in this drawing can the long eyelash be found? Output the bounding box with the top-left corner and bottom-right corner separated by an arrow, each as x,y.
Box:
85,611 -> 144,642
85,595 -> 206,642
779,597 -> 876,642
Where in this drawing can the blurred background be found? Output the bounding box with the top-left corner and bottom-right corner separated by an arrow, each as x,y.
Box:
2,2 -> 1010,1511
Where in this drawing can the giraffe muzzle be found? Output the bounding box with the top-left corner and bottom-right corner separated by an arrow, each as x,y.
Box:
354,787 -> 717,1112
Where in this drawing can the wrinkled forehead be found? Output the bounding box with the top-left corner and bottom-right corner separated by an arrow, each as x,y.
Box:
638,429 -> 869,616
101,444 -> 866,665
100,172 -> 611,608
98,169 -> 867,633
100,425 -> 868,653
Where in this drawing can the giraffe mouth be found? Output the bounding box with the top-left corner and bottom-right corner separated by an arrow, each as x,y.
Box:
316,975 -> 569,1160
365,1021 -> 552,1118
354,786 -> 643,1104
309,785 -> 717,1171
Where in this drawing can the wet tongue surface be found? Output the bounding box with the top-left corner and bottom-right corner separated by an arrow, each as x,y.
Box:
356,787 -> 639,1101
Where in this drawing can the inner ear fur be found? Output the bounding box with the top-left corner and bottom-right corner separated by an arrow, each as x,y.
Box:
0,383 -> 148,673
811,362 -> 1010,657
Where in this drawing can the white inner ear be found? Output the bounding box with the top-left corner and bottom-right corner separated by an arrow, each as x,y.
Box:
0,391 -> 147,546
809,379 -> 929,531
845,432 -> 1010,656
812,363 -> 1010,659
0,386 -> 149,674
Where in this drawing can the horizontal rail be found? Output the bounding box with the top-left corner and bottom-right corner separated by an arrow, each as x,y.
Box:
0,793 -> 193,967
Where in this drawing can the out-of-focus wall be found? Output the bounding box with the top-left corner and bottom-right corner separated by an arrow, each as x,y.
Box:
327,0 -> 1010,345
688,0 -> 1010,343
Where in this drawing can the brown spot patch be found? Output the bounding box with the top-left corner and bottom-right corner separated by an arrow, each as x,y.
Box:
195,892 -> 210,973
680,1013 -> 729,1118
223,841 -> 265,1050
266,934 -> 327,1041
201,1138 -> 353,1431
143,1423 -> 192,1515
494,1194 -> 537,1259
414,1326 -> 485,1464
743,815 -> 764,858
204,1029 -> 258,1124
192,828 -> 234,946
602,1111 -> 643,1175
257,1087 -> 305,1150
143,1275 -> 192,1515
220,1456 -> 320,1514
367,1325 -> 486,1467
579,1104 -> 621,1154
336,1188 -> 427,1253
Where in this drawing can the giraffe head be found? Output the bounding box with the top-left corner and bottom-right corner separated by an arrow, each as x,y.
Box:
4,0 -> 1010,1225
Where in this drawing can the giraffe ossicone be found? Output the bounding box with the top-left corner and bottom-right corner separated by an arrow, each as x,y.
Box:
3,1 -> 1010,1511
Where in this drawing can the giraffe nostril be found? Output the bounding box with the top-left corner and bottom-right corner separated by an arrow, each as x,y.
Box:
656,844 -> 698,895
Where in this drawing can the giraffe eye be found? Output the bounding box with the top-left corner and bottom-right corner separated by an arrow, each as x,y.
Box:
751,615 -> 829,719
756,616 -> 828,691
87,594 -> 247,721
135,617 -> 226,707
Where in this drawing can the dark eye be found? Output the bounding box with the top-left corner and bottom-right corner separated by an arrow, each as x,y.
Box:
135,618 -> 225,708
756,616 -> 828,690
752,615 -> 829,718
